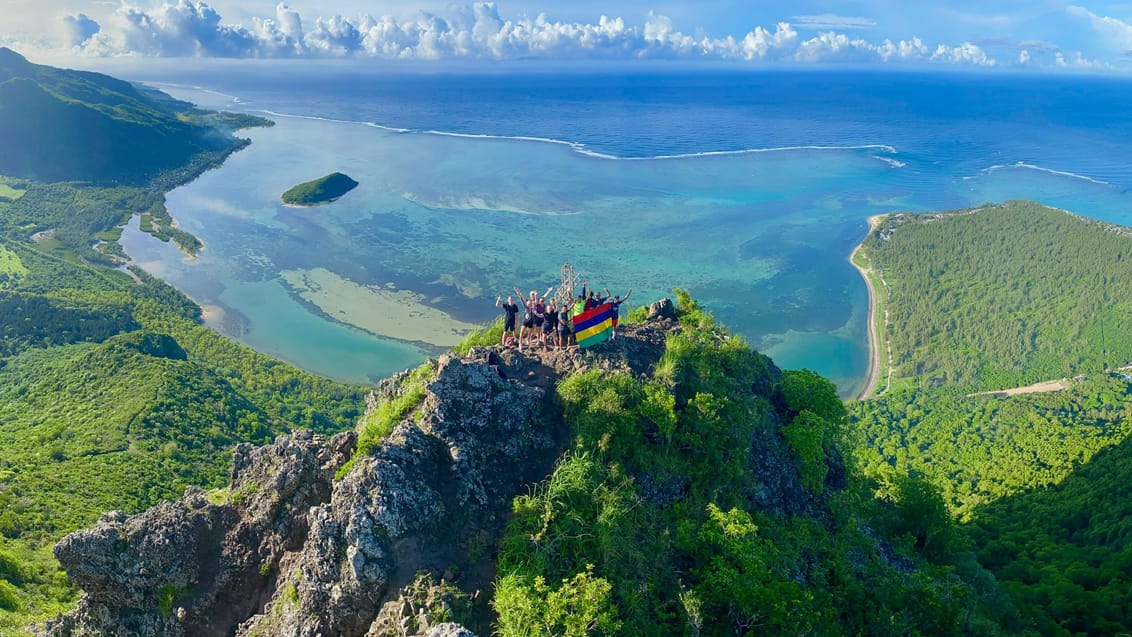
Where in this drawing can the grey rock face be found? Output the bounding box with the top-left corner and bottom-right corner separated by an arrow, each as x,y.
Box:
43,430 -> 354,637
236,355 -> 553,637
43,302 -> 681,637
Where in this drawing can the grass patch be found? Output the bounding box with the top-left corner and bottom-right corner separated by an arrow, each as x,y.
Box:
450,318 -> 504,355
156,583 -> 188,617
0,183 -> 27,201
0,244 -> 28,279
336,363 -> 433,480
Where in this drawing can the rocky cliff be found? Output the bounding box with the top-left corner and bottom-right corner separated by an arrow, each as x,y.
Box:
42,301 -> 683,637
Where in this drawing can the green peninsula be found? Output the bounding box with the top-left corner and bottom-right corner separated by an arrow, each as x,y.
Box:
850,200 -> 1132,634
281,172 -> 359,206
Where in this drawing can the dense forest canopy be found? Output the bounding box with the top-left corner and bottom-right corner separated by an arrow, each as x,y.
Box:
850,201 -> 1132,636
860,201 -> 1132,393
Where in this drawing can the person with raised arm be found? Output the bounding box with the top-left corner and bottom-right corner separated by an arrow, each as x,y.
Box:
573,280 -> 588,316
514,285 -> 555,349
496,294 -> 520,348
606,288 -> 632,339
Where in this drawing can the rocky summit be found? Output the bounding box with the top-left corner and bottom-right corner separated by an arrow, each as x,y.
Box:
42,302 -> 682,637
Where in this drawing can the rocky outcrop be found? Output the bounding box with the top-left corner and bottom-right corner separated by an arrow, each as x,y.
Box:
44,430 -> 354,636
237,353 -> 555,637
43,308 -> 680,637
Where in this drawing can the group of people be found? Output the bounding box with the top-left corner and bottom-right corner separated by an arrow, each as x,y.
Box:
495,280 -> 632,351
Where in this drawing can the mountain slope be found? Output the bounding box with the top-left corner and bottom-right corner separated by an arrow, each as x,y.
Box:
0,47 -> 243,183
0,53 -> 356,634
849,201 -> 1132,635
969,434 -> 1132,634
42,299 -> 1020,636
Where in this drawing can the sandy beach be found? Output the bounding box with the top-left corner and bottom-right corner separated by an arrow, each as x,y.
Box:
280,267 -> 482,346
849,214 -> 887,399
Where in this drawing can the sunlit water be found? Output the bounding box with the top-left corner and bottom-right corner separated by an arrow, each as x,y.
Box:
114,64 -> 1132,394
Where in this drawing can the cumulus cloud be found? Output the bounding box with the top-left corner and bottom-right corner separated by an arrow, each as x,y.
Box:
58,0 -> 1003,67
61,12 -> 101,47
931,42 -> 996,66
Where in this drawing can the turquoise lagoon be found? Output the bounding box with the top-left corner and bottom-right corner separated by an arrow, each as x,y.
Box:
120,73 -> 1132,396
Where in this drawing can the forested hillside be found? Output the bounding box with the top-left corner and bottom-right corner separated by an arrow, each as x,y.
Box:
850,201 -> 1132,635
0,57 -> 362,632
860,201 -> 1132,394
489,294 -> 1021,636
0,47 -> 265,184
0,237 -> 367,633
969,434 -> 1132,634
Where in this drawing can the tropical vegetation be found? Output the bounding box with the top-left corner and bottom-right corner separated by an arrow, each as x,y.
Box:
0,53 -> 361,634
280,172 -> 359,206
491,291 -> 1020,636
851,201 -> 1132,635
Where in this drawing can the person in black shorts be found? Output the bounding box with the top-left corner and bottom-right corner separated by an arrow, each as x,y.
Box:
541,299 -> 557,349
605,288 -> 632,339
496,294 -> 520,347
533,296 -> 548,339
557,301 -> 571,347
514,285 -> 554,349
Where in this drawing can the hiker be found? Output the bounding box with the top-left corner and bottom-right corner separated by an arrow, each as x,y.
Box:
496,294 -> 520,347
533,296 -> 548,345
514,285 -> 553,348
574,280 -> 588,315
585,287 -> 609,310
541,299 -> 558,349
557,300 -> 572,347
605,288 -> 632,339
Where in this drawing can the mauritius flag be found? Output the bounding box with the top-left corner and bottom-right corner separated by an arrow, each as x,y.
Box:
573,302 -> 613,348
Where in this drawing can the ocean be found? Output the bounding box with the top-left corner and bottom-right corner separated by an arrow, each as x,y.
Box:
111,62 -> 1132,396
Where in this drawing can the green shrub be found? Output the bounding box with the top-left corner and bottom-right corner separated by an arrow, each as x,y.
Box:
0,580 -> 20,611
450,319 -> 504,355
782,411 -> 830,494
494,567 -> 621,637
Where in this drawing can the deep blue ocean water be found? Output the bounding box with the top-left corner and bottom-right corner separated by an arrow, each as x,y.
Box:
113,63 -> 1132,395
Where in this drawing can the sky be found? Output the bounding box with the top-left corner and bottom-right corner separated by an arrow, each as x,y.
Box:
3,0 -> 1132,72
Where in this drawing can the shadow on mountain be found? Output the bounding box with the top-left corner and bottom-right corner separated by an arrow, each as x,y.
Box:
967,427 -> 1132,635
0,48 -> 240,184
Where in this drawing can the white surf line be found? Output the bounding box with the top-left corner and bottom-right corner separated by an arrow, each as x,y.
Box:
982,162 -> 1111,186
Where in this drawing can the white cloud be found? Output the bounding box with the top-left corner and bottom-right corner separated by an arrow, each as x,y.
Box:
60,13 -> 102,47
1066,5 -> 1132,51
789,14 -> 876,30
1018,48 -> 1030,64
931,42 -> 996,66
55,0 -> 1003,68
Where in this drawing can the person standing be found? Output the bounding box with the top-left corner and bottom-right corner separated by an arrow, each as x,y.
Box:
541,299 -> 558,349
514,285 -> 553,349
557,300 -> 572,348
606,288 -> 632,339
496,294 -> 520,347
573,280 -> 588,316
533,296 -> 548,345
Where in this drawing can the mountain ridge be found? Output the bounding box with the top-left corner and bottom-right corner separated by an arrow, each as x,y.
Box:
39,300 -> 1017,636
0,47 -> 256,184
